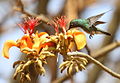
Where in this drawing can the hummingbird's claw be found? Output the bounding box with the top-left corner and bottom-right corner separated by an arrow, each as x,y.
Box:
89,35 -> 93,39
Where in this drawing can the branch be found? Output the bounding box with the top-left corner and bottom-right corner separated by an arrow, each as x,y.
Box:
13,0 -> 50,23
67,52 -> 120,79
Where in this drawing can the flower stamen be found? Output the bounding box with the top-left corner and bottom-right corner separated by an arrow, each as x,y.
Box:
48,16 -> 67,34
18,17 -> 40,35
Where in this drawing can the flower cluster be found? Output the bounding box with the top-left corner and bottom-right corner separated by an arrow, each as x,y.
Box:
2,16 -> 87,82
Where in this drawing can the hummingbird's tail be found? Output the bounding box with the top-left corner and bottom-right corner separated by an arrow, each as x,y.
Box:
96,29 -> 111,36
101,31 -> 111,36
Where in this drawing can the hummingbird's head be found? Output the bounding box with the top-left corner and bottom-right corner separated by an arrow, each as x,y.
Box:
69,20 -> 76,28
69,19 -> 78,28
69,21 -> 74,28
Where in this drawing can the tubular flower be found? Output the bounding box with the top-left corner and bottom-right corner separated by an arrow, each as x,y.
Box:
2,17 -> 57,82
48,16 -> 86,51
48,16 -> 87,75
2,17 -> 56,59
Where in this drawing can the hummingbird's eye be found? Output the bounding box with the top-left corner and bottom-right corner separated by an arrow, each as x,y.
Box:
70,23 -> 73,26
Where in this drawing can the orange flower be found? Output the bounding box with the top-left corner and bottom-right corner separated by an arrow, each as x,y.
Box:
48,16 -> 87,51
66,29 -> 86,50
2,31 -> 56,59
2,17 -> 56,59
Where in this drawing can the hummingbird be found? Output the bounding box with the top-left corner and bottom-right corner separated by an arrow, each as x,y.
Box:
69,11 -> 111,39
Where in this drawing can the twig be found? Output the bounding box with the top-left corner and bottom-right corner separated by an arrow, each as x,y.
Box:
13,0 -> 50,23
67,52 -> 120,79
13,6 -> 50,23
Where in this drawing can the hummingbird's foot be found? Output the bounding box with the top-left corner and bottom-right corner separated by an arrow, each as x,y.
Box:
89,35 -> 93,39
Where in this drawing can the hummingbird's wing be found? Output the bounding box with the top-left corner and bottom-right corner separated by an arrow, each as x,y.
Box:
87,10 -> 111,27
87,12 -> 106,27
94,21 -> 106,26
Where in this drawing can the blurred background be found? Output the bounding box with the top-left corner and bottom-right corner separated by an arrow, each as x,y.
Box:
0,0 -> 120,83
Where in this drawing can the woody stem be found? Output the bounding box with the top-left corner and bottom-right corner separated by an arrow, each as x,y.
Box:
67,52 -> 120,79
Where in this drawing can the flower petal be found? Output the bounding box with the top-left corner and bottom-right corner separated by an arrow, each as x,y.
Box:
38,32 -> 48,38
21,35 -> 33,49
73,32 -> 86,50
2,40 -> 17,59
40,42 -> 56,49
68,42 -> 77,51
32,32 -> 49,54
